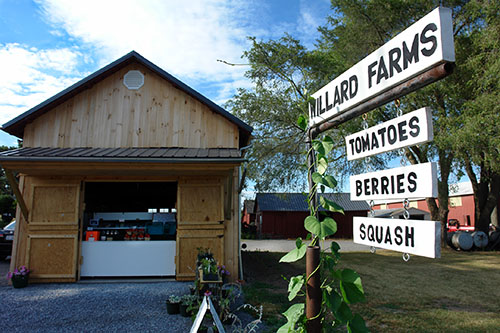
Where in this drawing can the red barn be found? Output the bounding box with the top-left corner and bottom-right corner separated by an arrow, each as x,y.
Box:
255,193 -> 369,239
372,182 -> 477,229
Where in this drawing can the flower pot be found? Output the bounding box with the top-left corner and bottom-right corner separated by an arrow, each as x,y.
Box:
203,273 -> 219,281
11,275 -> 29,288
166,301 -> 180,315
180,304 -> 191,317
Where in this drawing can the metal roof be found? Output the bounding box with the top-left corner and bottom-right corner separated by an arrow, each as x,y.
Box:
1,51 -> 253,142
0,147 -> 244,163
255,192 -> 370,212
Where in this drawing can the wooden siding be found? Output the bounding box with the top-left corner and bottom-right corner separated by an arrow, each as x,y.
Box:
11,176 -> 81,283
175,175 -> 238,281
11,173 -> 239,283
23,63 -> 239,149
258,210 -> 362,239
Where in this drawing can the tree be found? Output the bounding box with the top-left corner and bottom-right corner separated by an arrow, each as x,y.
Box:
0,145 -> 17,227
451,0 -> 500,233
226,35 -> 387,192
227,0 -> 500,238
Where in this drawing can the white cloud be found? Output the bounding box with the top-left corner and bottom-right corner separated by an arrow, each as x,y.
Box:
298,0 -> 330,48
0,0 -> 329,133
36,0 -> 253,85
0,43 -> 83,124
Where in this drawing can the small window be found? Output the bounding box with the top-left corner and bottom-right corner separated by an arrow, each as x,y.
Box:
450,197 -> 462,207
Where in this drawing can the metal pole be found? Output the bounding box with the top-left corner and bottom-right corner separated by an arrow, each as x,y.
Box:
310,62 -> 454,139
306,128 -> 321,332
303,62 -> 454,332
306,246 -> 321,332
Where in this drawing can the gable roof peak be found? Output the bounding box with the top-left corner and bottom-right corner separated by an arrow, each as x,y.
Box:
2,51 -> 252,142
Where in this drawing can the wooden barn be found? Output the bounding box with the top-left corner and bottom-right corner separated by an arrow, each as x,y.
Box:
254,193 -> 369,239
0,51 -> 252,283
372,182 -> 479,229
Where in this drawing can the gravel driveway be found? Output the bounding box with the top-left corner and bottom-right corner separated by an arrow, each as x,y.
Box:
0,260 -> 263,333
0,269 -> 192,332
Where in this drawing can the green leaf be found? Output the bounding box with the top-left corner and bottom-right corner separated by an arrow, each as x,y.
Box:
320,217 -> 337,239
311,172 -> 323,185
340,269 -> 365,304
335,301 -> 353,323
348,314 -> 369,333
295,237 -> 303,249
304,216 -> 320,236
312,173 -> 338,190
320,196 -> 344,214
341,269 -> 362,283
323,254 -> 337,272
322,136 -> 334,155
323,175 -> 338,188
280,238 -> 307,263
317,156 -> 328,175
324,289 -> 342,313
277,303 -> 305,333
297,115 -> 307,131
277,322 -> 293,333
288,275 -> 305,301
331,241 -> 341,253
305,216 -> 337,239
312,140 -> 325,156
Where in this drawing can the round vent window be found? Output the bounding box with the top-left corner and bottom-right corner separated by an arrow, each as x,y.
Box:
123,70 -> 144,90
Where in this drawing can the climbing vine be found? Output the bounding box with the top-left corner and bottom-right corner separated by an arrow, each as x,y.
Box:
277,115 -> 368,332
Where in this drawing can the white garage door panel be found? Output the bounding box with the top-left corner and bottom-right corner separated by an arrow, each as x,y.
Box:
81,241 -> 176,276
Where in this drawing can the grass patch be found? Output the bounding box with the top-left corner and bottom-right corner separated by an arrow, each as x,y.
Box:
242,249 -> 500,332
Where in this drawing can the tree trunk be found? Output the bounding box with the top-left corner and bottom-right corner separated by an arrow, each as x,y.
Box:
464,155 -> 500,234
405,146 -> 452,247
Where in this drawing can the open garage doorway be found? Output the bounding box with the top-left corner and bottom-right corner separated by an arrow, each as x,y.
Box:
80,182 -> 178,278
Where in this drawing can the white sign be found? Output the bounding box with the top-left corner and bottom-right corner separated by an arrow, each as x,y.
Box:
345,107 -> 433,160
350,162 -> 437,201
310,7 -> 454,126
353,217 -> 441,258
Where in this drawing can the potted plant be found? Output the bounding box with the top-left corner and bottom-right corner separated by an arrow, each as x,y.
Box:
166,295 -> 181,314
180,294 -> 197,317
189,283 -> 197,295
218,265 -> 230,284
196,247 -> 213,266
200,258 -> 220,282
7,265 -> 30,288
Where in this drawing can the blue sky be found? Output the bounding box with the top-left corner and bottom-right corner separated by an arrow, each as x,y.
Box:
0,0 -> 331,147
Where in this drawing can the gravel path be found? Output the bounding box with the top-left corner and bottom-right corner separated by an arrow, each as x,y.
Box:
0,279 -> 193,332
0,261 -> 266,333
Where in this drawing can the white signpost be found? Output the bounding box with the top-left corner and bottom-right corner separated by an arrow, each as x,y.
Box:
353,217 -> 441,258
345,107 -> 433,160
350,162 -> 438,201
310,7 -> 454,126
